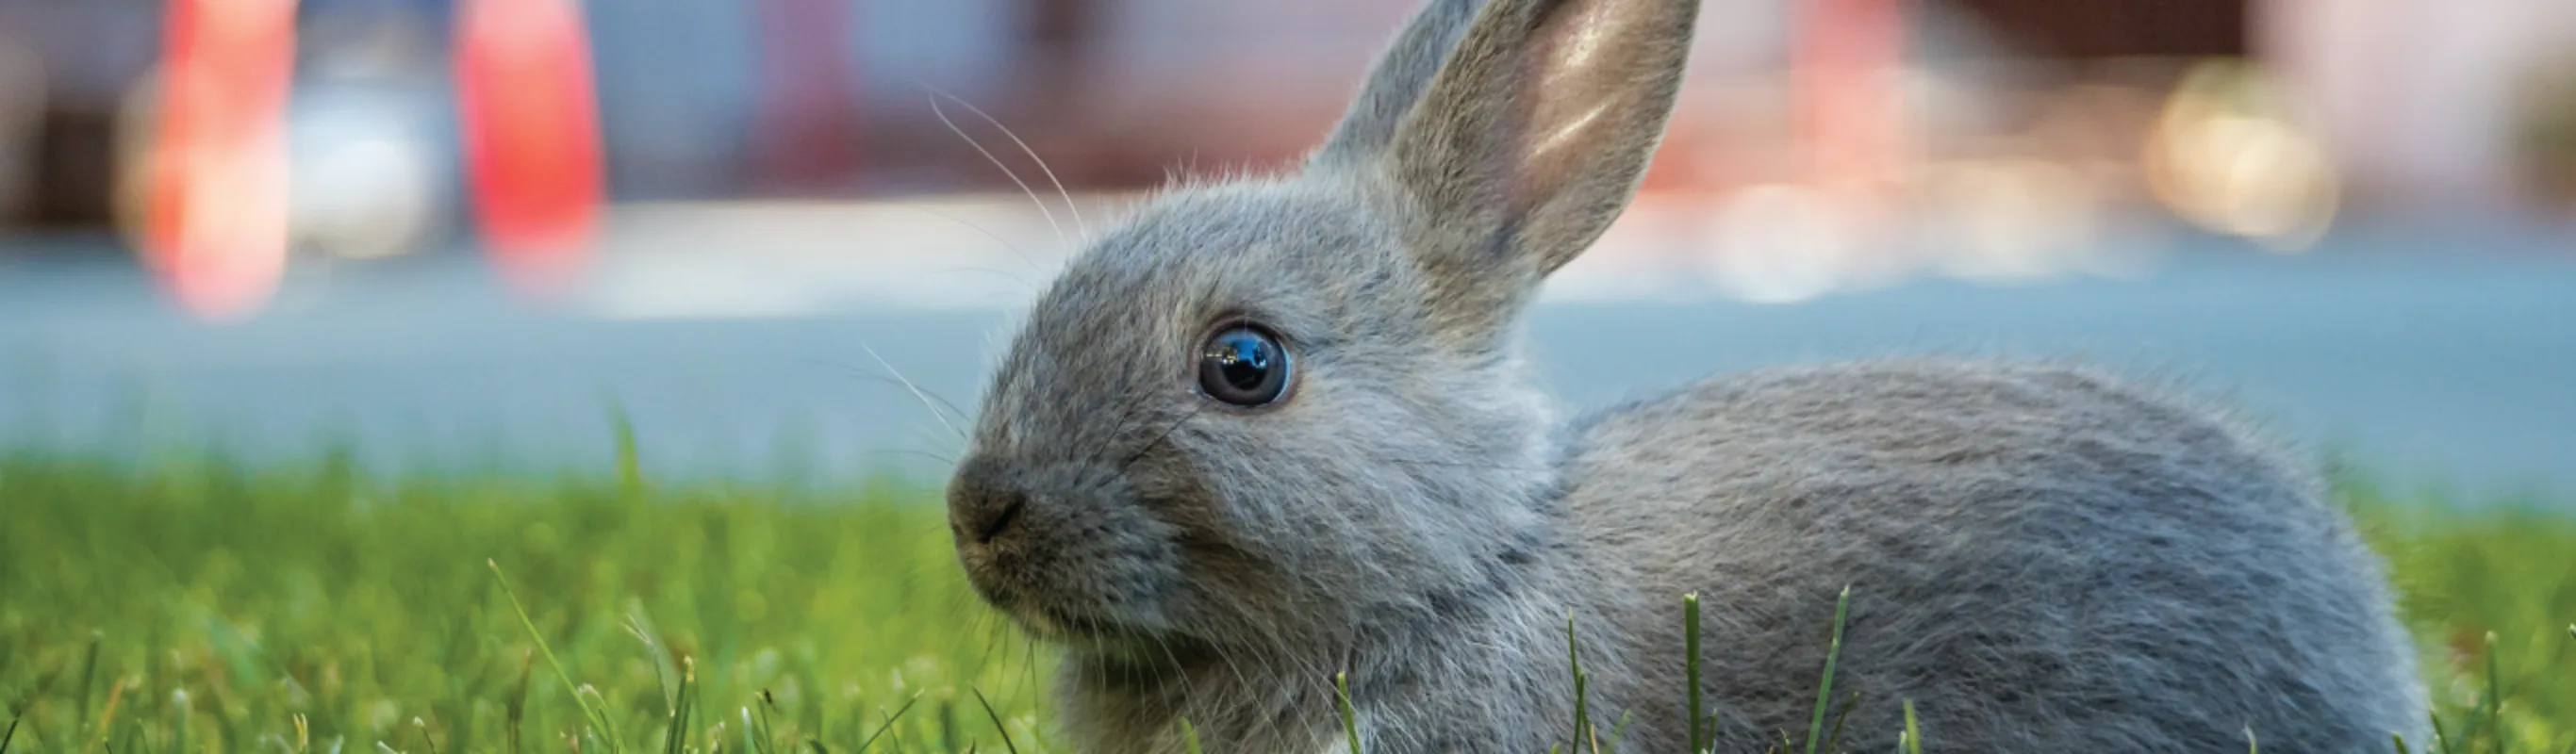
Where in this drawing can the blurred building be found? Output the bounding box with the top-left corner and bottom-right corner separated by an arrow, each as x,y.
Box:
2263,0 -> 2576,210
0,0 -> 2569,256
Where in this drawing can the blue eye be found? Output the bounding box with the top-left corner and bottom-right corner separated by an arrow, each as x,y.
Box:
1197,325 -> 1291,406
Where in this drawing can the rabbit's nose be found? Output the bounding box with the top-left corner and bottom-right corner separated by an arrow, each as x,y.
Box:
949,456 -> 1031,547
966,489 -> 1028,546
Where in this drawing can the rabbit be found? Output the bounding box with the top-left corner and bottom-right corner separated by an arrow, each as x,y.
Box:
942,0 -> 2430,749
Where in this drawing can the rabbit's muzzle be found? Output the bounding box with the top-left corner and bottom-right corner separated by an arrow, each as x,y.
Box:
950,463 -> 1030,548
947,453 -> 1189,643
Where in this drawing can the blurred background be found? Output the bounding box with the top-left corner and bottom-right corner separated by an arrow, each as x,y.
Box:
0,0 -> 2570,494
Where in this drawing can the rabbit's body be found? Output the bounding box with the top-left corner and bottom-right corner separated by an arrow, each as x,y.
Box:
1564,361 -> 2425,751
944,0 -> 2427,749
1031,361 -> 2424,753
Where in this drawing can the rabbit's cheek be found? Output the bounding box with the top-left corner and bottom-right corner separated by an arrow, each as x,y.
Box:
966,500 -> 1188,634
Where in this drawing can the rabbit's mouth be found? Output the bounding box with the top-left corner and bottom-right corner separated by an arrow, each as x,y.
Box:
961,547 -> 1182,640
1002,598 -> 1208,659
1029,604 -> 1219,668
1031,604 -> 1139,641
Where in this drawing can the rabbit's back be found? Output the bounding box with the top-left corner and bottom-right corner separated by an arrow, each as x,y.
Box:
1563,359 -> 2425,751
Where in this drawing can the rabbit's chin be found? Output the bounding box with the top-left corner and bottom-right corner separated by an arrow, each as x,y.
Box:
964,563 -> 1186,646
1004,601 -> 1213,663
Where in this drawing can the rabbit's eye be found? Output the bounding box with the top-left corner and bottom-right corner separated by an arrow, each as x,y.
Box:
1197,325 -> 1291,407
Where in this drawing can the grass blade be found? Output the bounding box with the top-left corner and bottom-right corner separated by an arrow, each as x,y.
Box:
662,659 -> 695,754
1337,672 -> 1362,754
75,632 -> 101,746
2430,708 -> 2455,754
2391,732 -> 2412,754
506,650 -> 533,754
2246,724 -> 2259,753
1823,690 -> 1861,753
756,691 -> 785,754
95,676 -> 129,751
1179,717 -> 1202,754
624,610 -> 678,716
1602,712 -> 1635,753
1566,614 -> 1591,751
608,401 -> 643,500
1686,593 -> 1704,754
1803,585 -> 1853,754
971,688 -> 1018,754
1,713 -> 19,754
173,689 -> 191,754
487,560 -> 620,752
2483,631 -> 2504,754
1901,700 -> 1923,754
583,686 -> 625,751
852,695 -> 919,753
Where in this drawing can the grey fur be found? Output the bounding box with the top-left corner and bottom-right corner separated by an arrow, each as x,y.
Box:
945,0 -> 2428,749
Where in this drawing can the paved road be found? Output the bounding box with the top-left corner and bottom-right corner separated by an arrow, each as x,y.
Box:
3,214 -> 2571,500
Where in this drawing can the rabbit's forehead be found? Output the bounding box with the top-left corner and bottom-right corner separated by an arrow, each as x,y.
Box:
977,184 -> 1417,448
1033,185 -> 1408,341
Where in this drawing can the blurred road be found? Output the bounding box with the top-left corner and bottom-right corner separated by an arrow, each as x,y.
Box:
3,199 -> 2571,500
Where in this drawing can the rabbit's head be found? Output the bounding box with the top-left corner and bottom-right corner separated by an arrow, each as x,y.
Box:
948,0 -> 1698,661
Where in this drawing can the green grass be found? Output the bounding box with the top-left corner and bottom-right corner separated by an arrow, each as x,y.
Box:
1,450 -> 2571,752
0,450 -> 1045,753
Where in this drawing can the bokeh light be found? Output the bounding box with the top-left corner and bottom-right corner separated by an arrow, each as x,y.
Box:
2143,60 -> 2341,252
131,0 -> 298,321
455,0 -> 606,300
4,0 -> 2569,318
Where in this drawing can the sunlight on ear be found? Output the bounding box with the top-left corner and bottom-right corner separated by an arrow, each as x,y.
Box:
1524,2 -> 1636,163
1553,4 -> 1614,73
1525,104 -> 1609,170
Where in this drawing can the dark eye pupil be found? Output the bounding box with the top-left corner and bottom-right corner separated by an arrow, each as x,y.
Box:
1198,326 -> 1290,406
1218,336 -> 1268,387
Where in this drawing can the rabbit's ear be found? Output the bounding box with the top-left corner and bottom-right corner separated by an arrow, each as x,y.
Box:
1376,0 -> 1698,342
1309,0 -> 1486,170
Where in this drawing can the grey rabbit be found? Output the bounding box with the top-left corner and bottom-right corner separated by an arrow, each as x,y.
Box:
943,0 -> 2430,749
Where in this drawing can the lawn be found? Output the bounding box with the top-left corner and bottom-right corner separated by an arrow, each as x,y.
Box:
2,444 -> 2570,753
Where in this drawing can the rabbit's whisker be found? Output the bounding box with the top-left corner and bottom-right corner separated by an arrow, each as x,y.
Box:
1099,390 -> 1177,448
799,357 -> 979,438
1376,457 -> 1553,472
931,89 -> 1092,240
863,343 -> 966,440
868,449 -> 960,467
927,87 -> 1069,250
1120,404 -> 1205,473
906,204 -> 1049,277
928,263 -> 1048,295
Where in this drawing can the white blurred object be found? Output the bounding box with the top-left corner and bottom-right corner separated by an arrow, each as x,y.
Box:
285,85 -> 449,260
2259,0 -> 2576,209
580,194 -> 1103,319
1919,157 -> 2102,283
1700,184 -> 1865,304
2142,61 -> 2340,252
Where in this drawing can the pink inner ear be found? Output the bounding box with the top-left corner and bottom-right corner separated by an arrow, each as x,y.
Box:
1501,0 -> 1657,221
